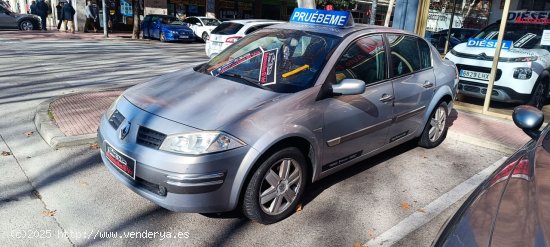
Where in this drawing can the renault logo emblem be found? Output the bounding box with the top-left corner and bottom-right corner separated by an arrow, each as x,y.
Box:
119,122 -> 131,140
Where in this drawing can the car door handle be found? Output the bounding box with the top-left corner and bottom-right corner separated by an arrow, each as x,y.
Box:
422,81 -> 434,88
379,94 -> 394,103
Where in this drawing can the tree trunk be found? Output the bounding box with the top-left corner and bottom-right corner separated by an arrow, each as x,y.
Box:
132,0 -> 140,39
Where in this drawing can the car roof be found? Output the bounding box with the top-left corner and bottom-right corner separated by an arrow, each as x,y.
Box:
188,16 -> 218,19
146,14 -> 176,18
224,19 -> 285,25
265,22 -> 411,38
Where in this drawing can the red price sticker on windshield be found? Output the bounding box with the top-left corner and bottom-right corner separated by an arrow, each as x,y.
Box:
259,48 -> 278,85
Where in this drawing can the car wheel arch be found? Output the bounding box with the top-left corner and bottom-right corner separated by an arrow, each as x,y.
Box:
418,86 -> 454,137
228,131 -> 320,211
18,18 -> 37,30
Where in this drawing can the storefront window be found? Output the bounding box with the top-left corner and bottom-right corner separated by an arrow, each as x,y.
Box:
421,0 -> 550,117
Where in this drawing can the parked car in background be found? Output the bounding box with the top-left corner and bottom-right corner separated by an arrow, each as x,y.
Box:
98,9 -> 457,224
183,16 -> 221,42
142,15 -> 194,42
205,19 -> 284,58
0,4 -> 40,30
446,18 -> 550,109
433,105 -> 549,247
427,28 -> 479,53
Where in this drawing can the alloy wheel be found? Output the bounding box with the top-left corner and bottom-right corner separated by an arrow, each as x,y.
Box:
259,158 -> 302,215
428,106 -> 447,142
20,21 -> 33,31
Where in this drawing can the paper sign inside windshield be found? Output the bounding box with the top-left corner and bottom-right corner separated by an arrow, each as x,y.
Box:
259,48 -> 278,85
211,47 -> 263,77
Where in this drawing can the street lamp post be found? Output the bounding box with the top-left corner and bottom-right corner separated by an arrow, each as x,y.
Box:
102,0 -> 108,37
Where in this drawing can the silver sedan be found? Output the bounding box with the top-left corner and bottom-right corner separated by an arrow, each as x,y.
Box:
98,22 -> 458,224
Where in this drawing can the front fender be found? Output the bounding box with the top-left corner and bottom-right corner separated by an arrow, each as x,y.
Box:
227,124 -> 321,210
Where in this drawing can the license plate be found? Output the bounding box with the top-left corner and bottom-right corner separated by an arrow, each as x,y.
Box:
105,143 -> 136,179
460,69 -> 490,81
212,41 -> 223,48
179,35 -> 189,39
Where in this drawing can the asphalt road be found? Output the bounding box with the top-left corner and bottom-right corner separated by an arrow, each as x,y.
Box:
0,37 -> 509,246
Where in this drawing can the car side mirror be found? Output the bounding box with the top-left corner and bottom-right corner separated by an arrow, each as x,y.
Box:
513,105 -> 544,139
332,79 -> 366,95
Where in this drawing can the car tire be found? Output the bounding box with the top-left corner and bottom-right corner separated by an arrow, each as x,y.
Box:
19,20 -> 34,31
202,32 -> 209,42
160,32 -> 166,42
142,31 -> 149,39
527,79 -> 548,110
418,101 -> 449,148
242,147 -> 307,224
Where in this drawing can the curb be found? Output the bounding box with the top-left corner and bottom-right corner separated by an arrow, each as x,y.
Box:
34,97 -> 98,149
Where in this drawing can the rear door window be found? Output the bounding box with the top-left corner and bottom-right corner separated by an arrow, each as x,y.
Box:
211,22 -> 244,35
387,35 -> 422,77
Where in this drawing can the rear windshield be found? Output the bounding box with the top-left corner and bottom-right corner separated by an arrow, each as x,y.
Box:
475,23 -> 549,49
202,18 -> 221,26
211,22 -> 244,35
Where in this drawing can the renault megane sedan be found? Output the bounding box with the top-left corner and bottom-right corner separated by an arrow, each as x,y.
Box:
98,9 -> 458,224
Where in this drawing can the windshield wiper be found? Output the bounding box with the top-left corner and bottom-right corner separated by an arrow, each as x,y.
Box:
218,72 -> 272,91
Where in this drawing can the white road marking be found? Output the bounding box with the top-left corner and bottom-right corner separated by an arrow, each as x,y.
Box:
366,156 -> 509,247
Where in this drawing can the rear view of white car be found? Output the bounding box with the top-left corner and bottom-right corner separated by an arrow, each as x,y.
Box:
205,19 -> 285,58
183,16 -> 221,42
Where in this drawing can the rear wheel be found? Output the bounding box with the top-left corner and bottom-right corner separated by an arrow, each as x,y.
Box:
202,32 -> 209,42
242,147 -> 307,224
418,101 -> 449,148
19,20 -> 34,31
527,79 -> 548,110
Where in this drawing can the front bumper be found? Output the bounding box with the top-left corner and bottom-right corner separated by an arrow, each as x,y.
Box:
164,31 -> 195,42
97,97 -> 252,213
457,80 -> 531,103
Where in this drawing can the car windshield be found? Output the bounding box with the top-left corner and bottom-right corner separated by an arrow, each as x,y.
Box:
202,18 -> 221,26
196,29 -> 341,93
474,23 -> 548,49
160,17 -> 181,25
211,22 -> 244,35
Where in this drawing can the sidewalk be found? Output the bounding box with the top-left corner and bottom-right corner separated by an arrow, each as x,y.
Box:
0,30 -> 133,41
34,90 -> 532,152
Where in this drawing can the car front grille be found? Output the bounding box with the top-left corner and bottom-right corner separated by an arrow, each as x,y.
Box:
137,126 -> 166,150
456,64 -> 502,81
108,110 -> 125,130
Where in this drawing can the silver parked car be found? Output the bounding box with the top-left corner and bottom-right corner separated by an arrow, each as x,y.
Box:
0,5 -> 40,30
98,21 -> 458,224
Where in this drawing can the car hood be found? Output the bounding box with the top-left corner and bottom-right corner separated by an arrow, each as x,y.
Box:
14,13 -> 39,20
123,68 -> 282,130
451,42 -> 549,58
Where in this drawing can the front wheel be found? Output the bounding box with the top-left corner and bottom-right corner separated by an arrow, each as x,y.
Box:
418,101 -> 449,148
242,147 -> 307,224
527,80 -> 548,110
19,20 -> 34,31
159,32 -> 166,42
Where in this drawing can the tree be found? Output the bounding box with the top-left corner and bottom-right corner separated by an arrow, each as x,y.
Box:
315,0 -> 356,10
131,0 -> 140,39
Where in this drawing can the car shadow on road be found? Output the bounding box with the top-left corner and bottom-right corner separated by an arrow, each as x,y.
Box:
300,139 -> 419,208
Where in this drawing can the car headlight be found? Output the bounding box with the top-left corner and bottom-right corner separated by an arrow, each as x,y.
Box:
105,95 -> 122,119
159,131 -> 246,155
